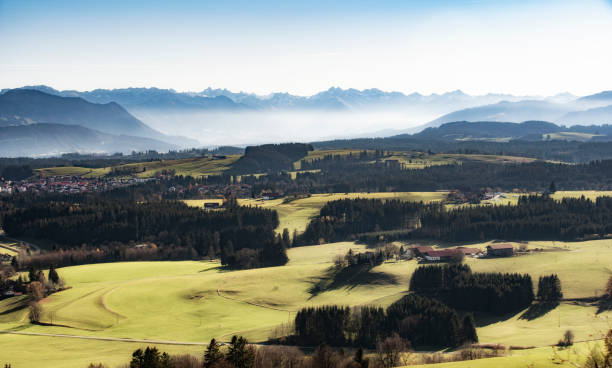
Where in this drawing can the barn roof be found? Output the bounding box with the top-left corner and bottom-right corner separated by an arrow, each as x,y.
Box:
487,243 -> 514,250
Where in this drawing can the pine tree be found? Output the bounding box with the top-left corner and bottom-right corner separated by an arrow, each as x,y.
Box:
203,338 -> 223,368
538,274 -> 563,302
48,265 -> 59,285
462,314 -> 478,343
227,335 -> 254,368
282,228 -> 291,248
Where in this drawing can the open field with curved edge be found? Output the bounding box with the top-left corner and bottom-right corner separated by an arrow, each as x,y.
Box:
1,239 -> 611,367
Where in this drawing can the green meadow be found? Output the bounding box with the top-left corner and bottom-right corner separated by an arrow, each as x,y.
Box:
1,238 -> 611,367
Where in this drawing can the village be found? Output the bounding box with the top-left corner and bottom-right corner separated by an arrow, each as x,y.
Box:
0,175 -> 156,195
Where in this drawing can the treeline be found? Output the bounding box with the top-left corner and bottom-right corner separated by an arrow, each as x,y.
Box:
409,264 -> 534,315
293,294 -> 477,348
299,199 -> 429,244
312,136 -> 612,163
3,199 -> 288,269
301,195 -> 612,243
415,195 -> 612,241
243,159 -> 612,195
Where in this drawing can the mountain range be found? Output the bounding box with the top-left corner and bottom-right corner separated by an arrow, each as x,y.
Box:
2,85 -> 612,157
0,89 -> 197,156
5,85 -> 540,112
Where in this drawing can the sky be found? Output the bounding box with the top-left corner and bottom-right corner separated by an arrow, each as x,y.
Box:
1,0 -> 612,96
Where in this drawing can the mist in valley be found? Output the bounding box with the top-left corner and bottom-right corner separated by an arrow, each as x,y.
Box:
131,109 -> 438,147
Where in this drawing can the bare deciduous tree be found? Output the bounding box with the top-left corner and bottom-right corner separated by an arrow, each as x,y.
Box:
28,302 -> 42,323
376,333 -> 411,368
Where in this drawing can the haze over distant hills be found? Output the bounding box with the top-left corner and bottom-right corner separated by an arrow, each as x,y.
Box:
2,85 -> 612,156
0,123 -> 176,157
423,93 -> 612,130
411,120 -> 612,142
0,89 -> 195,156
5,85 -> 537,112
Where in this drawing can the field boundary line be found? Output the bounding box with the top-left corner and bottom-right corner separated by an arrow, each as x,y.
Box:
0,330 -> 209,345
216,287 -> 295,313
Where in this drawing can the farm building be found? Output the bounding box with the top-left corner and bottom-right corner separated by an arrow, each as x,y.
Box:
422,249 -> 463,262
456,247 -> 483,257
487,243 -> 515,257
204,202 -> 221,209
412,246 -> 434,257
261,192 -> 282,200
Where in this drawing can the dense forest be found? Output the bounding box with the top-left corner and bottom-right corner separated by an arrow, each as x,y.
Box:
313,137 -> 612,163
242,158 -> 612,195
228,143 -> 313,174
293,294 -> 477,348
415,195 -> 612,241
2,199 -> 288,269
409,264 -> 534,315
298,199 -> 429,244
301,195 -> 612,243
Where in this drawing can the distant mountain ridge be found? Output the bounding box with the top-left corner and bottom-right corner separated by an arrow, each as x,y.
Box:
0,123 -> 176,157
0,89 -> 198,148
422,91 -> 612,129
411,120 -> 612,142
6,85 -> 539,112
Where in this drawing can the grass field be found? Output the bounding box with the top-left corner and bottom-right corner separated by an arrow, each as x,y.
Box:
35,155 -> 240,179
1,238 -> 611,367
544,132 -> 604,142
405,341 -> 604,368
36,166 -> 111,178
186,192 -> 448,235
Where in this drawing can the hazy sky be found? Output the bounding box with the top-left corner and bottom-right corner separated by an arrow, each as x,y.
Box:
1,0 -> 612,96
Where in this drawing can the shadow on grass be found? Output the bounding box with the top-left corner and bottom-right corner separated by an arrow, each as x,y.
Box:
0,296 -> 29,316
597,299 -> 612,314
519,302 -> 559,321
307,264 -> 398,299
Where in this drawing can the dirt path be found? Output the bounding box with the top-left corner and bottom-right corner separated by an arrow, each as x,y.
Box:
0,330 -> 210,346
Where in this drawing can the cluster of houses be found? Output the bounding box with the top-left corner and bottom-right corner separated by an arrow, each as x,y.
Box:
407,243 -> 515,262
0,176 -> 154,195
166,183 -> 252,199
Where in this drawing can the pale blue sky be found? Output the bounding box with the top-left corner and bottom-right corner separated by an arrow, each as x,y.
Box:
1,0 -> 612,95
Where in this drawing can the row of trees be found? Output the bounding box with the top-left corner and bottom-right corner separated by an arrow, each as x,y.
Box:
409,264 -> 535,315
416,195 -> 612,241
293,294 -> 477,349
301,195 -> 612,244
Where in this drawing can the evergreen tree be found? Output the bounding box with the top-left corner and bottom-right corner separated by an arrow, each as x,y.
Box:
282,228 -> 291,248
538,274 -> 563,302
48,265 -> 59,285
203,338 -> 224,368
226,335 -> 254,368
462,314 -> 478,343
